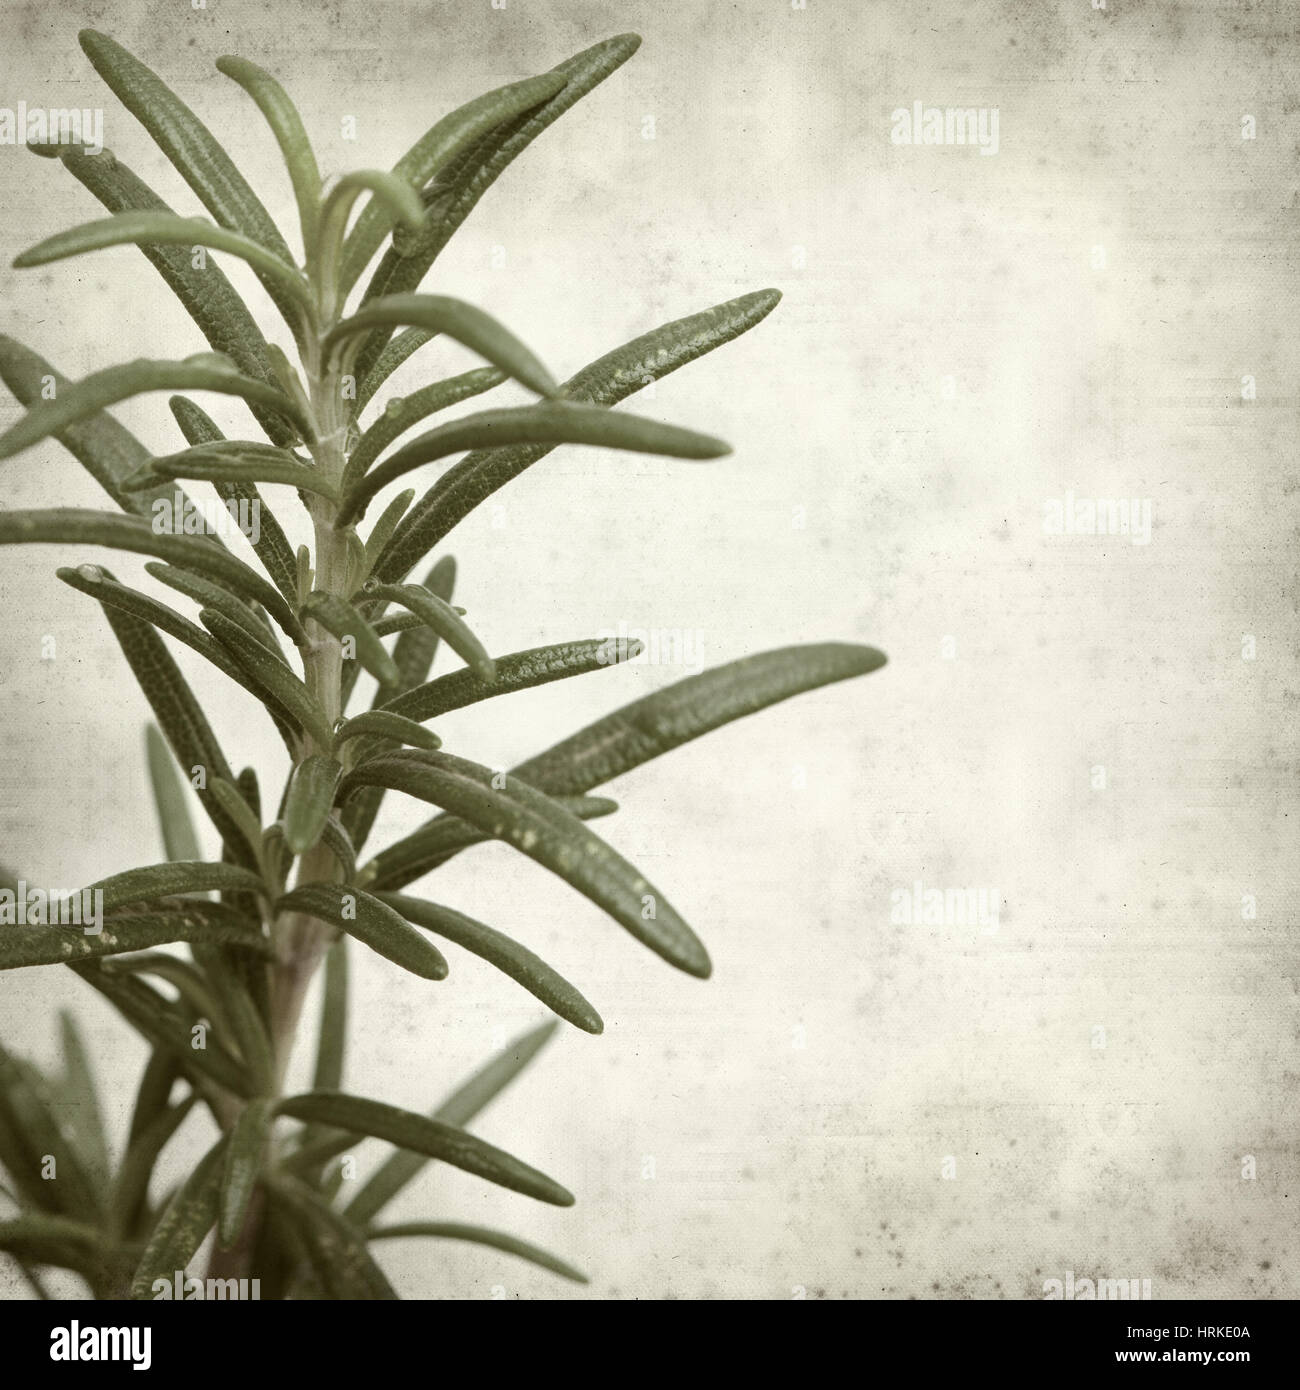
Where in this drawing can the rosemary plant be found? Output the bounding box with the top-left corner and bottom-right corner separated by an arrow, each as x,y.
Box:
0,30 -> 886,1298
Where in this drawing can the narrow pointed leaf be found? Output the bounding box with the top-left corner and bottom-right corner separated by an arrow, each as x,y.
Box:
383,636 -> 638,725
376,894 -> 602,1034
338,70 -> 567,294
283,755 -> 344,855
57,1011 -> 111,1185
354,327 -> 435,414
320,817 -> 358,883
341,750 -> 710,977
110,1094 -> 196,1237
313,939 -> 348,1093
265,1173 -> 396,1299
515,643 -> 888,796
134,440 -> 336,501
0,1043 -> 101,1220
0,335 -> 208,515
127,1049 -> 182,1148
318,170 -> 426,295
363,795 -> 616,892
325,294 -> 557,400
145,723 -> 202,862
85,860 -> 266,912
216,55 -> 322,255
0,356 -> 310,461
169,395 -> 298,600
360,581 -> 494,682
0,508 -> 305,642
25,148 -> 298,446
367,1222 -> 587,1283
278,1091 -> 573,1206
79,30 -> 304,334
356,34 -> 641,375
0,900 -> 269,972
342,1021 -> 562,1227
301,590 -> 400,688
344,365 -> 505,497
58,567 -> 296,753
146,561 -> 288,661
202,609 -> 332,746
129,1133 -> 228,1298
335,710 -> 440,752
210,778 -> 265,869
13,212 -> 312,312
339,398 -> 730,525
374,289 -> 780,581
218,1098 -> 275,1248
276,883 -> 447,981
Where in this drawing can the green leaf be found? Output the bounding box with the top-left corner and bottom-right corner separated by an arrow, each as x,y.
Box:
215,55 -> 322,258
0,1042 -> 101,1220
301,590 -> 400,688
339,398 -> 730,525
109,1093 -> 196,1238
129,1132 -> 228,1298
79,30 -> 304,336
145,561 -> 289,662
0,355 -> 310,462
324,294 -> 557,400
338,70 -> 568,295
75,964 -> 255,1103
276,883 -> 447,981
362,489 -> 414,576
202,609 -> 332,746
265,1173 -> 396,1299
0,901 -> 269,971
373,289 -> 780,581
168,395 -> 298,600
355,34 -> 641,377
342,1021 -> 562,1227
278,1090 -> 573,1206
133,440 -> 336,502
313,939 -> 348,1093
514,642 -> 888,796
318,170 -> 426,302
127,1049 -> 182,1147
0,335 -> 208,515
86,860 -> 266,911
363,795 -> 616,892
0,508 -> 305,643
342,750 -> 710,977
58,567 -> 296,753
344,366 -> 505,498
376,895 -> 602,1034
334,710 -> 440,752
210,777 -> 266,870
0,1214 -> 115,1283
31,148 -> 298,446
100,953 -> 228,1033
367,1222 -> 587,1283
13,212 -> 312,313
218,1098 -> 275,1248
57,1011 -> 111,1186
383,636 -> 639,725
354,327 -> 435,414
283,755 -> 344,855
359,581 -> 494,682
145,723 -> 202,861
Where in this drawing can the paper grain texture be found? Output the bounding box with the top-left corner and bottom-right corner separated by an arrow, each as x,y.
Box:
0,0 -> 1294,1299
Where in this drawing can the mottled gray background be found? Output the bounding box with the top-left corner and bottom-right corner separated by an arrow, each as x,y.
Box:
0,0 -> 1295,1299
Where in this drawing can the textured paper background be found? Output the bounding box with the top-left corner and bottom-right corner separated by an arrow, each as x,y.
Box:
0,0 -> 1295,1299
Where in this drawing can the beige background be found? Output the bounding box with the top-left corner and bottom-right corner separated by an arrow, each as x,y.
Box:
0,0 -> 1296,1299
